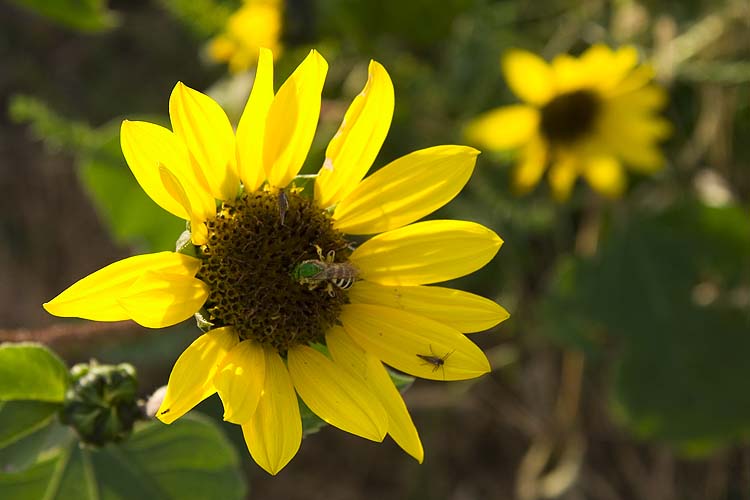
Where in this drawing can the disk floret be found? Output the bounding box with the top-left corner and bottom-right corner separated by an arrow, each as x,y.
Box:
197,190 -> 352,353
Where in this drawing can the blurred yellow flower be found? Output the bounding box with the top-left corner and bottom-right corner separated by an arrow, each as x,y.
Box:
466,45 -> 671,200
44,49 -> 509,474
208,0 -> 283,73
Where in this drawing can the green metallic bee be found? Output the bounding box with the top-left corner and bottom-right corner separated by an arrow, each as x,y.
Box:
291,246 -> 359,295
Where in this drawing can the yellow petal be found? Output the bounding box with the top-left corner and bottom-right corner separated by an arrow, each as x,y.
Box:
513,135 -> 548,194
236,48 -> 274,192
207,35 -> 235,63
548,154 -> 578,201
583,155 -> 626,198
117,271 -> 208,328
242,348 -> 301,475
502,49 -> 555,105
326,327 -> 423,462
120,120 -> 212,220
213,340 -> 265,424
158,165 -> 211,245
348,281 -> 509,333
464,105 -> 539,151
332,146 -> 478,234
550,54 -> 585,94
43,252 -> 201,322
341,304 -> 491,381
314,60 -> 394,207
350,220 -> 503,285
287,345 -> 388,442
264,50 -> 328,187
170,82 -> 239,201
157,327 -> 238,424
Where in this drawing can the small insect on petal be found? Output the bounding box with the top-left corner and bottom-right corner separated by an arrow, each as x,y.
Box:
415,346 -> 455,380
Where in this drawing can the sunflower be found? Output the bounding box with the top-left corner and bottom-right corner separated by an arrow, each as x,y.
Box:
44,49 -> 509,474
465,45 -> 671,200
208,0 -> 283,73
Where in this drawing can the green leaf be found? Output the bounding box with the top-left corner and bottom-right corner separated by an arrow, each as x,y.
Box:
0,415 -> 247,500
0,401 -> 60,449
0,343 -> 69,402
9,0 -> 116,32
0,419 -> 73,475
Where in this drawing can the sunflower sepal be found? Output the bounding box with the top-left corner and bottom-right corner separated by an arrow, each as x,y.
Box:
59,360 -> 144,446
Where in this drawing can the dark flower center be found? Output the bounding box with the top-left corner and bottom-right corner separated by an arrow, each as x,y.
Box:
539,89 -> 600,145
197,190 -> 351,353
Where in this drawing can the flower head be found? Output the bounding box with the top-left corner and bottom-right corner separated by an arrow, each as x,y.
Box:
208,0 -> 283,73
44,49 -> 508,474
466,45 -> 671,200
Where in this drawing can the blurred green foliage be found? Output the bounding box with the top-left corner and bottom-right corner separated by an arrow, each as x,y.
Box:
9,0 -> 116,32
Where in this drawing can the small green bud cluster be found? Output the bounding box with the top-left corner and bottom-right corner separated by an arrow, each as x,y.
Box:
59,361 -> 143,446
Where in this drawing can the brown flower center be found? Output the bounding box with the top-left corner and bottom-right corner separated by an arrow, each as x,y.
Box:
196,190 -> 351,353
539,89 -> 600,145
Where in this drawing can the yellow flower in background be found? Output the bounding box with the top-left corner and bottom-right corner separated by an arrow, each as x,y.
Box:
466,45 -> 671,200
208,0 -> 283,73
44,49 -> 509,474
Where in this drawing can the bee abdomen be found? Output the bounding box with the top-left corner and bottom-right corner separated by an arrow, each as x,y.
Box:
332,277 -> 355,289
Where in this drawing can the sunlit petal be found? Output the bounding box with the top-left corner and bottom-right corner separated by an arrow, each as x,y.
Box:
214,340 -> 265,424
333,146 -> 478,234
157,327 -> 238,424
315,60 -> 394,207
242,347 -> 301,475
350,220 -> 503,285
120,120 -> 212,220
264,50 -> 328,187
236,48 -> 274,192
117,271 -> 208,328
326,326 -> 423,462
43,252 -> 201,322
348,281 -> 509,333
288,345 -> 387,442
170,82 -> 239,200
341,304 -> 491,381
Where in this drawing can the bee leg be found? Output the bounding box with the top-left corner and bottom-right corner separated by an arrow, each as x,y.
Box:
325,283 -> 335,297
314,245 -> 325,260
326,250 -> 336,263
